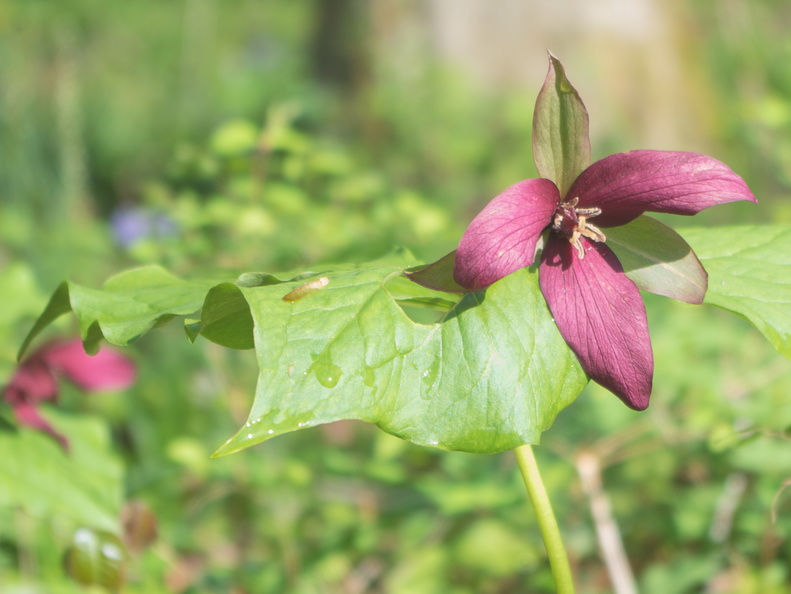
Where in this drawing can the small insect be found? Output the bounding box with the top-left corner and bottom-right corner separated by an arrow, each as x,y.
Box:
282,276 -> 330,302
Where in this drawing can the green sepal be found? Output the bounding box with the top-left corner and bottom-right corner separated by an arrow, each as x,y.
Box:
606,216 -> 708,304
532,52 -> 591,197
404,251 -> 469,294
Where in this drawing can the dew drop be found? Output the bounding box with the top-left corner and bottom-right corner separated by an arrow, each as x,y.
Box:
246,433 -> 253,439
362,367 -> 375,388
267,429 -> 274,435
314,361 -> 343,388
420,365 -> 439,396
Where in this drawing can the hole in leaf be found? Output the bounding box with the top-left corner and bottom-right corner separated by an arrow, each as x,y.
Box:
384,273 -> 461,326
397,302 -> 448,325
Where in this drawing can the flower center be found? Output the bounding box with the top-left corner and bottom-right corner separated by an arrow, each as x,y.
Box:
551,197 -> 607,259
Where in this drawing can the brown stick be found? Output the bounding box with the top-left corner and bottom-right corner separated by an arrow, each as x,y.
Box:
576,451 -> 638,594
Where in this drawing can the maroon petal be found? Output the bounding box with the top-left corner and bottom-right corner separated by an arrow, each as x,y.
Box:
41,340 -> 136,392
12,401 -> 69,450
539,236 -> 653,410
454,179 -> 560,290
3,358 -> 59,405
568,151 -> 757,227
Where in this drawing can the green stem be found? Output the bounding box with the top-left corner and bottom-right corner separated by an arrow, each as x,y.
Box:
515,444 -> 576,594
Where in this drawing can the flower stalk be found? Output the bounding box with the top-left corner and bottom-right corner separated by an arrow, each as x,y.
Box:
515,444 -> 576,594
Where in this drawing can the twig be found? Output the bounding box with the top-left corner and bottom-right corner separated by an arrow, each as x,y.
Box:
710,472 -> 748,542
575,450 -> 637,594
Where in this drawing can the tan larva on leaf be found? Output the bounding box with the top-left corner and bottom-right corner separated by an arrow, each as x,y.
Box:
282,276 -> 330,302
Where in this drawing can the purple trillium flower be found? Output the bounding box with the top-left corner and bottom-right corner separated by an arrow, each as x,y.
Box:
409,55 -> 757,411
453,151 -> 756,410
3,339 -> 136,449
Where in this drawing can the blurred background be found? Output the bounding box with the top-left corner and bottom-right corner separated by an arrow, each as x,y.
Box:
1,0 -> 790,592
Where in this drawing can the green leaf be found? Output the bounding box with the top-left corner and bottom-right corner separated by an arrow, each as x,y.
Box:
606,216 -> 707,304
215,263 -> 587,456
19,266 -> 219,355
17,281 -> 71,360
186,283 -> 255,349
0,410 -> 124,533
680,225 -> 791,358
19,251 -> 587,455
532,52 -> 591,197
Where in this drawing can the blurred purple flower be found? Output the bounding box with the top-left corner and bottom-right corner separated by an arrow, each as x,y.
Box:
111,206 -> 178,248
3,339 -> 136,449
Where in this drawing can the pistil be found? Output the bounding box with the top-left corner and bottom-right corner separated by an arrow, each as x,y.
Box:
551,197 -> 607,259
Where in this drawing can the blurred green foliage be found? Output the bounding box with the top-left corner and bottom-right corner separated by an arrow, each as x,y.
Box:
1,1 -> 790,593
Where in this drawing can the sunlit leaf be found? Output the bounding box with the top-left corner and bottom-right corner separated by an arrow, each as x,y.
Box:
186,283 -> 254,349
19,266 -> 219,356
215,263 -> 587,456
19,250 -> 587,454
680,225 -> 791,358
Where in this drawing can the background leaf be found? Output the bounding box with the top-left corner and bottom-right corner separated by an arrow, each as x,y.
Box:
680,225 -> 791,358
185,283 -> 255,350
0,410 -> 124,533
215,263 -> 587,456
532,53 -> 591,197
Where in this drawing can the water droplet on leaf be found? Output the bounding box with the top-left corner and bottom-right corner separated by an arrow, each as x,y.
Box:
316,365 -> 342,388
310,354 -> 343,388
420,364 -> 440,397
